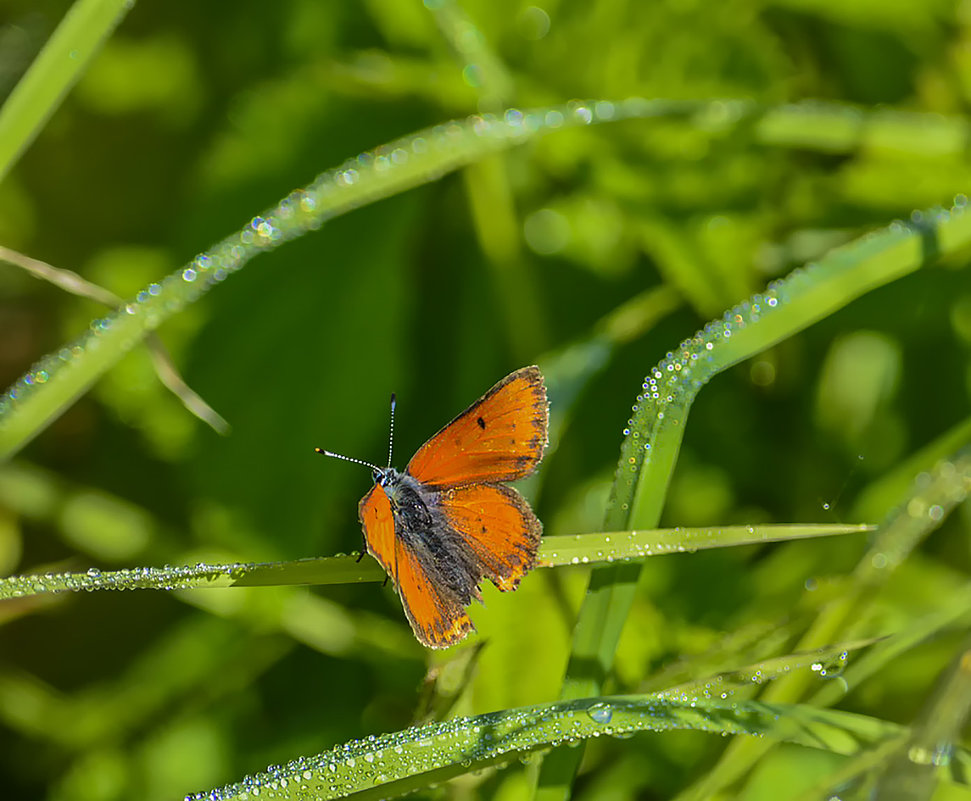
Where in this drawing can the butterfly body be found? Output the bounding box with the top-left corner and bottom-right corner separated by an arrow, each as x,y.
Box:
371,467 -> 484,608
322,366 -> 548,648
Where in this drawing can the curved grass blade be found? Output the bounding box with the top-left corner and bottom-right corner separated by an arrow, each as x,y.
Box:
182,693 -> 971,801
623,210 -> 971,537
7,99 -> 962,460
0,97 -> 743,460
0,556 -> 379,600
537,203 -> 971,798
0,523 -> 870,601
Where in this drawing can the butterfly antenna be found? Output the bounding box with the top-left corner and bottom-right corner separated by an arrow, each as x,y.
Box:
386,392 -> 396,468
314,449 -> 382,473
387,394 -> 398,590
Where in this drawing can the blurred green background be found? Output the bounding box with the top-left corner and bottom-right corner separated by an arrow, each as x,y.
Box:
1,0 -> 971,799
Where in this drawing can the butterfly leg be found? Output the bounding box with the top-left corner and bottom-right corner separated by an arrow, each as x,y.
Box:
355,526 -> 371,562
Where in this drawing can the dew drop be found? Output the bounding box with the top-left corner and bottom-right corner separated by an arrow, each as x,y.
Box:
586,703 -> 613,725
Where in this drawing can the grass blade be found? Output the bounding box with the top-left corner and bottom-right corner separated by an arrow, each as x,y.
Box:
537,205 -> 971,798
0,0 -> 133,182
0,523 -> 869,600
183,693 -> 971,801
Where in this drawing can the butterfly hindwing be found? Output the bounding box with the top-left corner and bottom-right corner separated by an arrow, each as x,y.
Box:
439,483 -> 542,592
395,544 -> 475,648
406,366 -> 548,488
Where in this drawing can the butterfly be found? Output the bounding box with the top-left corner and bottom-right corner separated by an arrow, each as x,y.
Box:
317,366 -> 548,648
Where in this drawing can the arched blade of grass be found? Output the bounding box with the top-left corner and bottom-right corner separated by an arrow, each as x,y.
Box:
0,0 -> 133,182
538,204 -> 971,798
182,692 -> 971,801
624,212 -> 971,536
677,446 -> 971,800
0,523 -> 870,601
5,99 -> 966,460
0,97 -> 745,459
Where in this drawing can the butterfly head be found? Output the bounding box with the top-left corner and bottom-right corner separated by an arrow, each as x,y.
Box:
373,465 -> 401,487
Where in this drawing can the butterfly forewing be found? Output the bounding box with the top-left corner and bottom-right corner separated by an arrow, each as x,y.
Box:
439,483 -> 542,591
359,484 -> 397,573
406,366 -> 548,488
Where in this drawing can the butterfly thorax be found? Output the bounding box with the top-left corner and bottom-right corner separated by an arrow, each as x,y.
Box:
374,468 -> 434,534
373,467 -> 482,605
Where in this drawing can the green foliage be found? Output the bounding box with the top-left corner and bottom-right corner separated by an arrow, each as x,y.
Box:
1,1 -> 971,800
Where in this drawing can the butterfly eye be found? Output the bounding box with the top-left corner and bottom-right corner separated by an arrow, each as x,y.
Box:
374,467 -> 395,486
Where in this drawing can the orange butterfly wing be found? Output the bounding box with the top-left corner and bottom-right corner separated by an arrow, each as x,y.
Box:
439,483 -> 542,591
359,484 -> 474,648
406,365 -> 548,488
394,546 -> 475,648
358,484 -> 396,575
358,366 -> 549,648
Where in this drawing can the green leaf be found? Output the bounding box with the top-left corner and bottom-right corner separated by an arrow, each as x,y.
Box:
185,692 -> 971,801
0,523 -> 870,600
